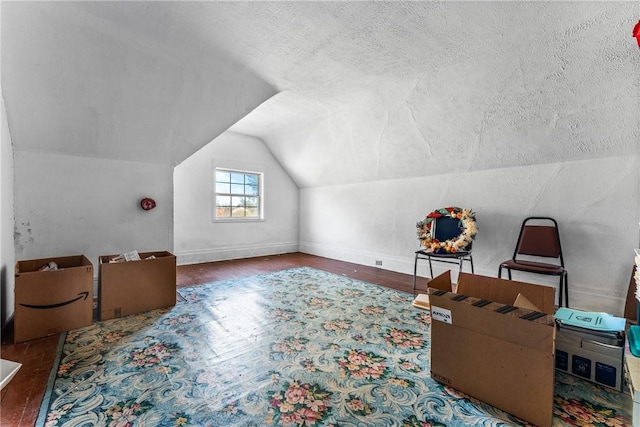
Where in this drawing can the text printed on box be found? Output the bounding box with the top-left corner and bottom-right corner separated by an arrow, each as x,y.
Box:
431,306 -> 452,324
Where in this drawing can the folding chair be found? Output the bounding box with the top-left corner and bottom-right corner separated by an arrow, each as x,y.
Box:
498,217 -> 568,307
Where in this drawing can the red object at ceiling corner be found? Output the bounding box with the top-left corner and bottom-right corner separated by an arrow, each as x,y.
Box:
633,20 -> 640,48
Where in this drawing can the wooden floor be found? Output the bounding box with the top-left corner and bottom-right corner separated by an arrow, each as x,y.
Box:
0,252 -> 422,426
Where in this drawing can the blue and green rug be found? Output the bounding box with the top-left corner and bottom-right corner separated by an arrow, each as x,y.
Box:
38,267 -> 631,426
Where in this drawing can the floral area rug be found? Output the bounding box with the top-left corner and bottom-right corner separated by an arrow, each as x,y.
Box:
39,267 -> 631,426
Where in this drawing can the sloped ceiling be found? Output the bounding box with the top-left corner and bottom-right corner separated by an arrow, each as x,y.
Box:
2,1 -> 639,188
1,1 -> 277,165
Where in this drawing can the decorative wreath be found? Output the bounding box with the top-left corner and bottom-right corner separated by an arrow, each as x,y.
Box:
416,207 -> 477,254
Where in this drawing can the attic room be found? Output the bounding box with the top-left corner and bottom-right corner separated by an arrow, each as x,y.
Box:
1,1 -> 639,426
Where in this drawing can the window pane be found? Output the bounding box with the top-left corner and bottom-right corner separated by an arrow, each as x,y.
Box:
216,182 -> 230,194
245,185 -> 258,196
216,195 -> 231,207
231,207 -> 246,217
245,207 -> 258,218
245,197 -> 258,207
231,196 -> 245,207
216,207 -> 231,217
245,174 -> 258,185
231,184 -> 245,195
230,173 -> 245,184
216,171 -> 231,183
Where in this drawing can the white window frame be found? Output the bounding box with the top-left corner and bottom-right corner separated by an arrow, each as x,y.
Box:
213,164 -> 265,222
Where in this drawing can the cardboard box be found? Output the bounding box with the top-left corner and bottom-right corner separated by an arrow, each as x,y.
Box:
556,326 -> 624,390
624,345 -> 640,427
14,255 -> 93,343
428,271 -> 556,427
99,251 -> 176,321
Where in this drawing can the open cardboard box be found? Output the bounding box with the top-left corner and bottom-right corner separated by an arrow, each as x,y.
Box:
99,251 -> 176,321
428,271 -> 556,427
14,255 -> 93,343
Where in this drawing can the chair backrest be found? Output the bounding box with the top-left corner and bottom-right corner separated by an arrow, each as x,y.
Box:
513,217 -> 564,265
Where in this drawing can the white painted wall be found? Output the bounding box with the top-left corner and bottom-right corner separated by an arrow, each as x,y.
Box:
300,155 -> 640,315
174,132 -> 298,265
13,151 -> 174,297
1,93 -> 15,328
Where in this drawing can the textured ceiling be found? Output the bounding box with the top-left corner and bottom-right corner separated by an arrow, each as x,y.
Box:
3,1 -> 639,188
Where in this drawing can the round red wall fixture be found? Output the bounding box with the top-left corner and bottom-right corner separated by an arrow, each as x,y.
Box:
140,198 -> 156,211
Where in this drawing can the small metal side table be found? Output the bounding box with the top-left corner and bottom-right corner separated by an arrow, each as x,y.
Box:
412,248 -> 474,293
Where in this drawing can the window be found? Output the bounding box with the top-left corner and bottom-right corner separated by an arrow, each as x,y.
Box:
215,169 -> 262,220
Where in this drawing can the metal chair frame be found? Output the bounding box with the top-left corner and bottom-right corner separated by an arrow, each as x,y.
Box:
412,248 -> 474,293
498,216 -> 569,307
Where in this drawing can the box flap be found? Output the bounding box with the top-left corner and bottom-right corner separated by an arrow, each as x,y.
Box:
457,272 -> 555,315
514,293 -> 540,311
427,270 -> 453,292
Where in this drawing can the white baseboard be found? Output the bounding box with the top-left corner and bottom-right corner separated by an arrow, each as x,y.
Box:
298,241 -> 494,282
299,241 -> 626,314
175,242 -> 299,266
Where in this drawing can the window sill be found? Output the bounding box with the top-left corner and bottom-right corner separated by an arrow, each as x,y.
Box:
213,218 -> 266,223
